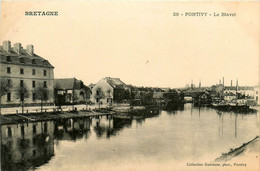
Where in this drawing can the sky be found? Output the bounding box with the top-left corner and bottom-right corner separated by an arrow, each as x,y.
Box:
0,1 -> 259,88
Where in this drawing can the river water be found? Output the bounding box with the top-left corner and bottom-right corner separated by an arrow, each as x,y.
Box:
1,104 -> 259,171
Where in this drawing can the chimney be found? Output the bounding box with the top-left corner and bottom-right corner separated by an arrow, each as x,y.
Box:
14,43 -> 22,54
222,77 -> 224,86
3,40 -> 11,52
231,80 -> 233,87
26,45 -> 34,56
199,81 -> 201,89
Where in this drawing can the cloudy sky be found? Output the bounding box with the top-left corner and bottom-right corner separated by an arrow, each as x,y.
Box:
0,1 -> 259,88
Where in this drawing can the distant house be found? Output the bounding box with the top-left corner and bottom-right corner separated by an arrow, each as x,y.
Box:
54,78 -> 91,105
224,92 -> 236,102
224,86 -> 254,98
90,77 -> 130,105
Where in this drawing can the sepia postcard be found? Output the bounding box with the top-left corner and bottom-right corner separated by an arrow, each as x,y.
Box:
0,1 -> 259,171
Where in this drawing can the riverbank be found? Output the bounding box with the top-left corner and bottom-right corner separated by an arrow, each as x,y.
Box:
215,136 -> 259,162
0,105 -> 160,125
0,110 -> 114,125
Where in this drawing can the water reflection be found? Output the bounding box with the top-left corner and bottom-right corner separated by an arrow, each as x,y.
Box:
1,121 -> 54,171
54,118 -> 91,141
1,105 -> 258,171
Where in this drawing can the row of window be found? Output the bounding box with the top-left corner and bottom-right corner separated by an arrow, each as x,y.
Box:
7,92 -> 38,102
6,80 -> 47,102
6,123 -> 48,138
6,67 -> 47,76
6,56 -> 48,66
19,80 -> 47,88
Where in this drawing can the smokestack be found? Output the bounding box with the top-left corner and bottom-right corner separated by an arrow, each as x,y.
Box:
199,80 -> 201,89
3,40 -> 11,52
26,45 -> 34,56
14,43 -> 22,54
222,77 -> 224,86
231,80 -> 233,87
236,79 -> 238,92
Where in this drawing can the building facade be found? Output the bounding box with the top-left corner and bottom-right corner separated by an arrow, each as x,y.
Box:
0,40 -> 54,107
54,78 -> 91,106
90,77 -> 130,105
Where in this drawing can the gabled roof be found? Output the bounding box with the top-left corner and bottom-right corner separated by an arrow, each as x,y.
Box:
0,45 -> 54,68
54,78 -> 76,90
104,77 -> 128,89
55,78 -> 90,91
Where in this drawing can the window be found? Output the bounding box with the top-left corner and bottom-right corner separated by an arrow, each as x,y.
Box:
44,148 -> 47,156
7,79 -> 11,87
7,56 -> 11,62
33,93 -> 36,101
20,68 -> 24,74
21,125 -> 25,136
33,150 -> 36,157
7,67 -> 11,74
44,122 -> 48,133
7,93 -> 11,102
44,81 -> 47,88
33,125 -> 37,134
32,69 -> 36,75
43,70 -> 47,76
7,127 -> 12,137
32,81 -> 36,88
33,137 -> 36,145
20,80 -> 24,87
20,58 -> 25,64
32,59 -> 36,64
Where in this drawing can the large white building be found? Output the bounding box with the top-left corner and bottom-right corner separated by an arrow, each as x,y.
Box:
0,40 -> 55,107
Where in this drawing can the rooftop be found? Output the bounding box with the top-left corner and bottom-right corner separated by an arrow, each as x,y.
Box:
0,40 -> 54,68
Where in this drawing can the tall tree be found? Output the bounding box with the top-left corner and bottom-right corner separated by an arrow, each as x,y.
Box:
15,83 -> 29,114
0,78 -> 12,114
34,82 -> 49,113
94,87 -> 105,108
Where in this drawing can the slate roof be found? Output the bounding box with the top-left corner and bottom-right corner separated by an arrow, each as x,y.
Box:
54,78 -> 75,90
54,78 -> 91,92
0,45 -> 54,68
105,77 -> 128,89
